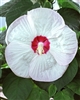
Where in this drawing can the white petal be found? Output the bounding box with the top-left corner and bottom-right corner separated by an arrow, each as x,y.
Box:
27,8 -> 65,38
5,15 -> 37,45
6,8 -> 65,44
50,25 -> 78,65
5,41 -> 36,78
29,53 -> 68,82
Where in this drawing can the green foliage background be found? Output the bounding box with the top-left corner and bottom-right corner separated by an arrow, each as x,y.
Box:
0,0 -> 80,100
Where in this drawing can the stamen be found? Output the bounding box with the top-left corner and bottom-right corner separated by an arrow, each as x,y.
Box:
36,43 -> 44,55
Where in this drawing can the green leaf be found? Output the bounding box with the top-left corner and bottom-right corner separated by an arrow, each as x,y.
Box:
1,63 -> 9,69
57,0 -> 80,13
39,0 -> 46,6
6,0 -> 40,27
3,72 -> 34,100
34,81 -> 51,91
0,27 -> 6,32
27,85 -> 49,100
25,3 -> 40,14
0,31 -> 6,44
0,44 -> 5,52
6,0 -> 33,26
54,58 -> 78,91
39,0 -> 46,4
67,80 -> 80,95
48,84 -> 57,97
76,31 -> 80,39
43,1 -> 52,8
48,0 -> 53,3
54,88 -> 74,100
0,52 -> 3,60
0,68 -> 11,84
58,8 -> 80,31
76,51 -> 80,68
0,0 -> 21,16
0,68 -> 2,78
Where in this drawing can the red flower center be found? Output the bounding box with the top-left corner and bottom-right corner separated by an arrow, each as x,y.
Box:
31,35 -> 50,55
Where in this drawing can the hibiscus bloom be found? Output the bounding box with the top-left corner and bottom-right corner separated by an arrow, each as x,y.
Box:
5,8 -> 78,82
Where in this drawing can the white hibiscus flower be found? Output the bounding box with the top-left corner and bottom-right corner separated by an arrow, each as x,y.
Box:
5,8 -> 78,82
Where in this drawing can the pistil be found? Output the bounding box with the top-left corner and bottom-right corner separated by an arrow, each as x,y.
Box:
36,43 -> 44,55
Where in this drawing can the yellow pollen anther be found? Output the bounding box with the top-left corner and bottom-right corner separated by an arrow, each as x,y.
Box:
36,43 -> 44,55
